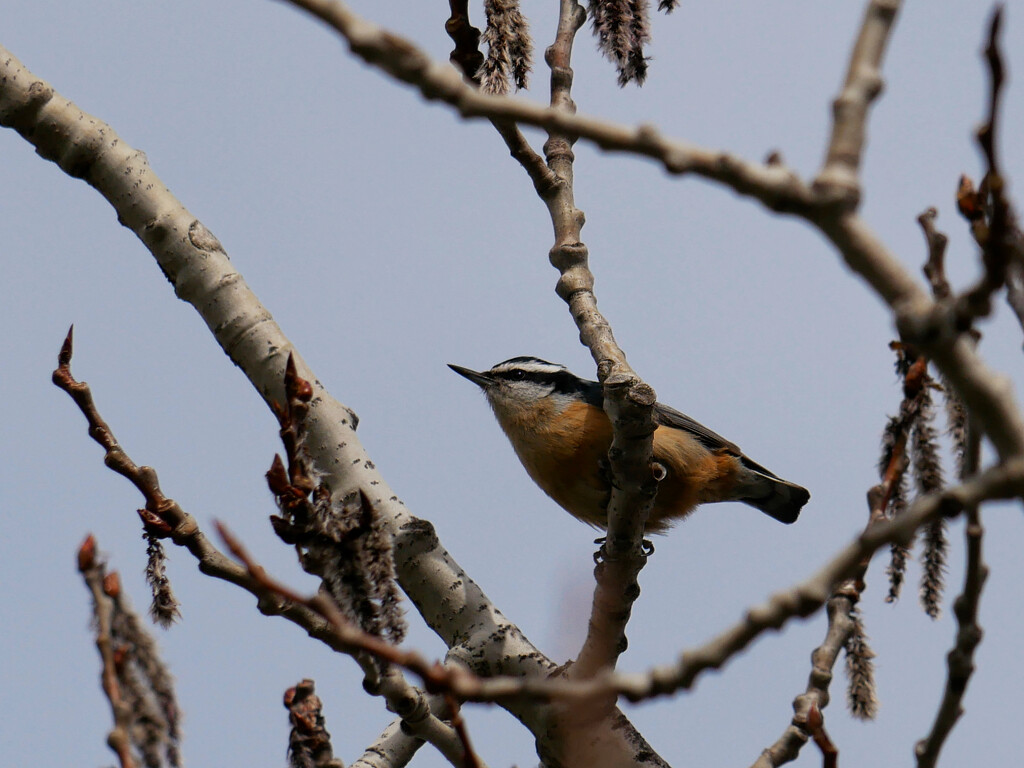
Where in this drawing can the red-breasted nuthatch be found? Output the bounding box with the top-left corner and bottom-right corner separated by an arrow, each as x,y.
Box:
449,357 -> 809,533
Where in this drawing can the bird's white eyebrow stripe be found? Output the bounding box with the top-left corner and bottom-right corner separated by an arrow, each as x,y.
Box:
489,360 -> 567,376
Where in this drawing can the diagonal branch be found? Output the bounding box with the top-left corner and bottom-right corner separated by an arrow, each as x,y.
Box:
752,353 -> 928,768
349,719 -> 424,768
213,457 -> 1024,708
52,332 -> 471,767
1,46 -> 664,767
261,0 -> 1024,464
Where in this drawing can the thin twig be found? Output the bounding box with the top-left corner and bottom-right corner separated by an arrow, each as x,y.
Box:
919,208 -> 952,300
752,355 -> 926,768
284,679 -> 344,768
954,8 -> 1024,327
217,457 -> 1023,708
914,422 -> 986,768
805,704 -> 838,768
445,0 -> 485,86
52,333 -> 466,766
262,0 -> 1024,461
78,537 -> 138,768
914,507 -> 987,768
444,694 -> 484,768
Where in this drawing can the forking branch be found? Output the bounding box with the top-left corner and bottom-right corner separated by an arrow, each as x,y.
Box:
5,0 -> 1024,766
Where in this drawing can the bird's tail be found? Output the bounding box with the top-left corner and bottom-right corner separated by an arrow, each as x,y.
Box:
733,459 -> 809,524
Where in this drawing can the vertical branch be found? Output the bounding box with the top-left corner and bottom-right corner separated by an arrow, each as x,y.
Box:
445,0 -> 485,86
78,537 -> 181,768
954,8 -> 1024,328
540,0 -> 658,684
79,537 -> 138,768
919,208 -> 951,300
914,417 -> 987,767
914,510 -> 986,768
284,679 -> 344,768
813,0 -> 902,203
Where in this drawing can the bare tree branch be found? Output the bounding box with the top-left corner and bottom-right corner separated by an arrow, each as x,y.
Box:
914,417 -> 987,767
805,704 -> 838,768
919,208 -> 952,300
445,0 -> 485,87
216,457 -> 1024,710
0,42 -> 670,763
53,332 -> 470,766
914,509 -> 987,768
257,0 -> 1024,467
349,719 -> 423,768
78,537 -> 139,768
444,694 -> 485,768
284,679 -> 344,768
78,537 -> 181,768
952,8 -> 1024,330
814,0 -> 902,204
531,1 -> 660,692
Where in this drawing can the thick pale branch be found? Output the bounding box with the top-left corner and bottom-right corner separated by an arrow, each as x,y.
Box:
0,45 -> 664,767
53,340 -> 465,763
350,719 -> 424,768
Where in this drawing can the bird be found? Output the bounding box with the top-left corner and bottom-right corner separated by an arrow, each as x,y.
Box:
449,356 -> 809,533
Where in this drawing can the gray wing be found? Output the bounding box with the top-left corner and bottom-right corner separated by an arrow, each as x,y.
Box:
654,402 -> 780,478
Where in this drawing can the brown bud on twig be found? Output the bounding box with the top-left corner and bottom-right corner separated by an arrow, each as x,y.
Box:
103,571 -> 122,598
957,174 -> 985,221
78,533 -> 97,572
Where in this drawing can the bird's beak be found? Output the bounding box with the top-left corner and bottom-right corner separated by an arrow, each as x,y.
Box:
448,364 -> 494,388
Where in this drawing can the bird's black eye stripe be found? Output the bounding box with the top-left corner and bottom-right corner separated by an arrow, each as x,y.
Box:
492,368 -> 534,382
492,368 -> 584,392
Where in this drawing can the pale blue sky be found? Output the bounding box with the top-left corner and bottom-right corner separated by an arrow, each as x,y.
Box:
3,2 -> 1023,766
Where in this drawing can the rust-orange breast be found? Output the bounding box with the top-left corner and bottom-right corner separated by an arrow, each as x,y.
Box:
496,399 -> 743,531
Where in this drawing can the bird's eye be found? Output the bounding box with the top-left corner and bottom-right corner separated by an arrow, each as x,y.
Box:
512,370 -> 526,380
